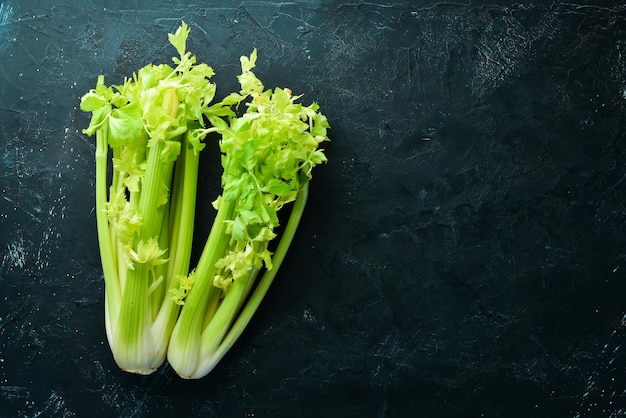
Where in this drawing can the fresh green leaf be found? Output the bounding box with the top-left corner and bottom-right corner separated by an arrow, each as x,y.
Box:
262,178 -> 292,196
168,21 -> 190,57
108,102 -> 143,141
240,48 -> 257,73
80,91 -> 109,112
82,104 -> 111,136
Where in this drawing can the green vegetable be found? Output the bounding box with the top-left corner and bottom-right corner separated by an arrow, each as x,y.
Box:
81,22 -> 329,378
167,50 -> 329,379
80,22 -> 218,374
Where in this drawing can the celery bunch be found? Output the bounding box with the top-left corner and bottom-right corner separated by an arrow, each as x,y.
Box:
80,23 -> 329,378
167,49 -> 329,378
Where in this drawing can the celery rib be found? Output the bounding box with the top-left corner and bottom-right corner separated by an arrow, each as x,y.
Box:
167,198 -> 236,378
192,182 -> 309,378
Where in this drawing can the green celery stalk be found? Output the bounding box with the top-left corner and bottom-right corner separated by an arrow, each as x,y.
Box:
167,49 -> 329,379
81,22 -> 218,374
167,197 -> 236,377
112,119 -> 178,373
95,125 -> 122,350
193,182 -> 309,378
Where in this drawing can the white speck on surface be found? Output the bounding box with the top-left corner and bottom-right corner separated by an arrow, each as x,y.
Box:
4,238 -> 27,270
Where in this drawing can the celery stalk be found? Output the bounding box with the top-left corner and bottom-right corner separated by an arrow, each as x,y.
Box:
81,22 -> 218,374
167,49 -> 329,379
192,183 -> 309,378
167,198 -> 235,377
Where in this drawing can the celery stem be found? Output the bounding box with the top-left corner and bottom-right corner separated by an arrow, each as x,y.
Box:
193,183 -> 309,378
167,197 -> 235,378
95,126 -> 122,347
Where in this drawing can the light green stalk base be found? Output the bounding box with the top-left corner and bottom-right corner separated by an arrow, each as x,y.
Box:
97,131 -> 201,374
168,183 -> 309,379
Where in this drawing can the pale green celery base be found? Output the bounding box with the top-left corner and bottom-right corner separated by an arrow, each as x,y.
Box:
167,198 -> 236,378
188,182 -> 310,379
101,131 -> 184,375
196,266 -> 259,367
113,263 -> 155,374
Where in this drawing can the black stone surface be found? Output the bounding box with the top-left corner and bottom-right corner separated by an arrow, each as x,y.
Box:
1,1 -> 626,417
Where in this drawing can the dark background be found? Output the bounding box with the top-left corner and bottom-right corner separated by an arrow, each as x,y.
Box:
1,0 -> 626,417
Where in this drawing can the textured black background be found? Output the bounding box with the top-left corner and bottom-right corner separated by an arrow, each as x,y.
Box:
1,1 -> 626,417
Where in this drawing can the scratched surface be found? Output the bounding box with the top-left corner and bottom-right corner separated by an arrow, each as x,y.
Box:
1,0 -> 626,417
